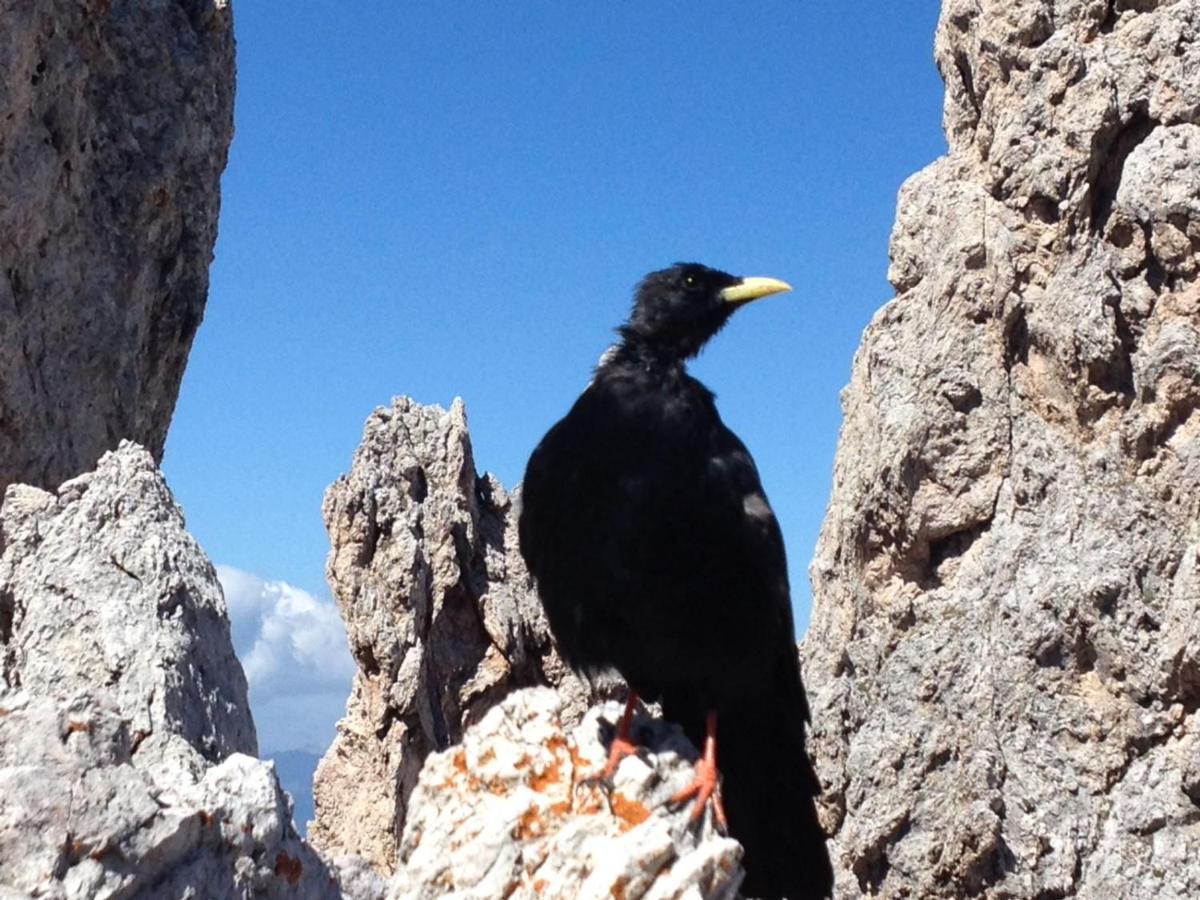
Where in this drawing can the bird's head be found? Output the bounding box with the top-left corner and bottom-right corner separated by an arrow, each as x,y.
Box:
618,263 -> 792,361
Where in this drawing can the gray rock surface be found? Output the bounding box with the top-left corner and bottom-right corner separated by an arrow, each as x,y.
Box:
0,445 -> 359,899
0,0 -> 235,495
0,690 -> 352,899
389,687 -> 743,900
803,1 -> 1200,897
310,398 -> 614,874
1,442 -> 256,779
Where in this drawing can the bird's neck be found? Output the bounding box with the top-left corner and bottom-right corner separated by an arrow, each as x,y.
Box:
612,333 -> 692,376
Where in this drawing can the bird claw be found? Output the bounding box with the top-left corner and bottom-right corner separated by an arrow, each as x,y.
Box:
575,770 -> 613,799
576,729 -> 641,798
669,756 -> 728,833
601,733 -> 641,780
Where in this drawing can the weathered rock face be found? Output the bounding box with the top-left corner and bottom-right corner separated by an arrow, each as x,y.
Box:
803,2 -> 1200,897
0,442 -> 256,776
310,398 -> 612,873
0,0 -> 235,494
390,688 -> 743,900
0,691 -> 353,900
0,445 -> 361,899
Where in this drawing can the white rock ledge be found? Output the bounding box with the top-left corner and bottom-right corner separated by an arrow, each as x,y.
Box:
390,688 -> 744,900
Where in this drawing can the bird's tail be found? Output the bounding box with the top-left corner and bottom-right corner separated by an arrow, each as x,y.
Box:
667,653 -> 833,900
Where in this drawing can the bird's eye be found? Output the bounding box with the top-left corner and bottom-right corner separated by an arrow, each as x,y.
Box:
683,275 -> 698,290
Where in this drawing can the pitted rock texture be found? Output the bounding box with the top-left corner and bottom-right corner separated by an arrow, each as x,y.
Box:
388,687 -> 743,900
803,2 -> 1200,898
0,0 -> 235,495
0,442 -> 256,777
310,398 -> 614,874
0,445 -> 365,899
0,691 -> 355,900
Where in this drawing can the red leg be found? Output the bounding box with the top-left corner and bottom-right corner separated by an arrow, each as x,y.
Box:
601,692 -> 641,779
669,711 -> 728,830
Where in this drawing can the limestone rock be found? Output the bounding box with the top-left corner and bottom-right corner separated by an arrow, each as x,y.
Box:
311,398 -> 613,873
388,687 -> 743,900
0,444 -> 360,898
0,0 -> 235,494
804,1 -> 1200,897
0,691 -> 347,899
0,441 -> 256,780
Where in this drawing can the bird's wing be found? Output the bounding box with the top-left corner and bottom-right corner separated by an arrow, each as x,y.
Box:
703,422 -> 787,581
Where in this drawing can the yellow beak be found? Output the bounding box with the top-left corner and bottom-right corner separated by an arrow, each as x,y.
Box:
719,276 -> 793,305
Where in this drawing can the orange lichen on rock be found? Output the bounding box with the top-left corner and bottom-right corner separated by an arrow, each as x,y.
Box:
388,691 -> 746,897
487,778 -> 508,796
609,792 -> 650,832
568,741 -> 595,781
530,757 -> 562,793
516,806 -> 545,840
530,734 -> 573,794
450,748 -> 485,791
548,797 -> 572,820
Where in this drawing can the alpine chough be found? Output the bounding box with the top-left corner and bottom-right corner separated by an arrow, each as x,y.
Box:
518,263 -> 833,899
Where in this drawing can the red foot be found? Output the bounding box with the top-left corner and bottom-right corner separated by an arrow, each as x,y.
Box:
670,755 -> 728,829
603,733 -> 640,780
669,711 -> 728,830
601,692 -> 640,780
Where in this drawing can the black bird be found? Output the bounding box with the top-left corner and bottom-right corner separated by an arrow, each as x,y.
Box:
518,263 -> 833,899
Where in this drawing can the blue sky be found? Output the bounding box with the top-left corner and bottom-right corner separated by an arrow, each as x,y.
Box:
164,3 -> 947,756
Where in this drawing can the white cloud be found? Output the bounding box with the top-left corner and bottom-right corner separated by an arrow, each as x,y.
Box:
217,565 -> 357,753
